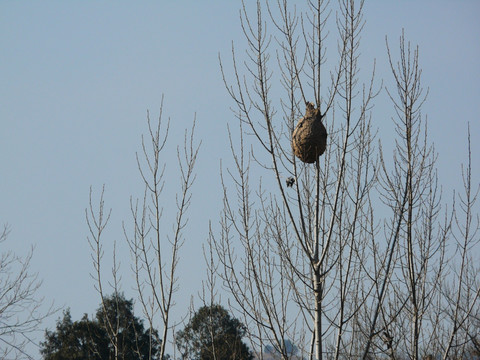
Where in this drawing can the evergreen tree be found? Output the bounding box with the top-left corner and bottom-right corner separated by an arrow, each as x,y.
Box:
176,305 -> 253,360
41,310 -> 108,360
41,293 -> 161,360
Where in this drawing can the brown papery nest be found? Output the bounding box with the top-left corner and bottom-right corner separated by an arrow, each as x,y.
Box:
292,102 -> 327,164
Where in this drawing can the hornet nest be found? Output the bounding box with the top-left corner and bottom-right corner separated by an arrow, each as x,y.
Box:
291,102 -> 327,163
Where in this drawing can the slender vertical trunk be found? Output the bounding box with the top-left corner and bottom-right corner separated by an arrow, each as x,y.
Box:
313,159 -> 322,360
314,271 -> 323,360
405,95 -> 419,360
160,324 -> 168,360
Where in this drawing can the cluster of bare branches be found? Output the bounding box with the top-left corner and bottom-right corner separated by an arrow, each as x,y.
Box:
82,1 -> 478,359
0,224 -> 56,360
211,1 -> 479,359
86,96 -> 200,360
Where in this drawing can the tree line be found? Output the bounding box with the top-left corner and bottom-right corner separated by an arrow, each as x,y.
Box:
40,294 -> 254,360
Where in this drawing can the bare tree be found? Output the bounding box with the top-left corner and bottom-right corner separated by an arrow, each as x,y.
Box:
124,98 -> 200,359
86,185 -> 125,359
360,31 -> 448,360
214,1 -> 378,359
87,97 -> 200,360
213,1 -> 478,360
439,126 -> 480,359
0,224 -> 55,360
360,32 -> 480,360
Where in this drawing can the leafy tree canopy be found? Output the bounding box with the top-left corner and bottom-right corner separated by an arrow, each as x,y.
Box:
40,293 -> 161,360
175,304 -> 253,360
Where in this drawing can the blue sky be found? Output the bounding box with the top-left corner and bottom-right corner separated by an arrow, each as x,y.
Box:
1,1 -> 479,357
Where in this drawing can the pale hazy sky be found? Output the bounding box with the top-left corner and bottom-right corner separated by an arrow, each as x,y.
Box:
1,1 -> 479,357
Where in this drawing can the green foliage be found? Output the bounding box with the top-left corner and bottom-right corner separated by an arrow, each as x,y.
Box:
40,293 -> 161,360
40,310 -> 108,360
175,304 -> 253,360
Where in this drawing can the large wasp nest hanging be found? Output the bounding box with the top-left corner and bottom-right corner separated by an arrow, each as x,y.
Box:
292,102 -> 327,163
